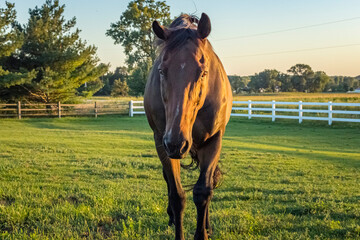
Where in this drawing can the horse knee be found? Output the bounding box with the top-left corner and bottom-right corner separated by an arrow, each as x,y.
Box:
169,190 -> 186,212
193,187 -> 213,206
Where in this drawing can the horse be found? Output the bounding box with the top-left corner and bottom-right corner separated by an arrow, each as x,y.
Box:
144,13 -> 233,240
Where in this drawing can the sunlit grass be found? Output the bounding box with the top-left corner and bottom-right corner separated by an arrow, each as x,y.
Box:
0,116 -> 359,239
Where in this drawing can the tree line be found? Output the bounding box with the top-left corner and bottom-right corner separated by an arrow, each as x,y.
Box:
229,64 -> 360,94
99,0 -> 360,97
1,0 -> 358,103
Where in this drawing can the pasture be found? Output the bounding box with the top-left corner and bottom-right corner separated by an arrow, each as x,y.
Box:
0,116 -> 359,239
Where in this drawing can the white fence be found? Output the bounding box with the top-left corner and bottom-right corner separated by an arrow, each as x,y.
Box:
232,100 -> 360,125
129,100 -> 360,125
129,100 -> 145,117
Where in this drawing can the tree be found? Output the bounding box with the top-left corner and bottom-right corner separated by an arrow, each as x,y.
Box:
77,78 -> 104,98
338,76 -> 359,92
3,0 -> 108,103
96,66 -> 128,96
278,73 -> 293,92
0,2 -> 36,101
0,2 -> 21,57
228,75 -> 250,94
307,71 -> 330,92
111,78 -> 129,97
248,69 -> 281,92
128,61 -> 150,96
106,0 -> 171,95
287,64 -> 314,92
107,0 -> 170,69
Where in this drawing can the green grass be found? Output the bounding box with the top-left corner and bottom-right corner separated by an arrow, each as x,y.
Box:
0,116 -> 359,239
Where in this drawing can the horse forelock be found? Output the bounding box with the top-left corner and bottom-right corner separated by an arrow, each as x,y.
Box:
155,14 -> 203,53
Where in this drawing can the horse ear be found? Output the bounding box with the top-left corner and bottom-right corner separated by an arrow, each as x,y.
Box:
152,21 -> 168,40
197,13 -> 211,39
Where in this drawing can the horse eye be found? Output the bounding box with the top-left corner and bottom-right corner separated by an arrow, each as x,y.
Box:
202,71 -> 208,78
159,69 -> 164,75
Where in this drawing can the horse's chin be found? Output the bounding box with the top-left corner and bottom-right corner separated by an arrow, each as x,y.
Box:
166,151 -> 188,160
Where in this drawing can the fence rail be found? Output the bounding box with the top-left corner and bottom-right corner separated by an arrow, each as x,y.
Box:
231,100 -> 360,125
0,101 -> 129,119
128,100 -> 360,125
129,100 -> 145,117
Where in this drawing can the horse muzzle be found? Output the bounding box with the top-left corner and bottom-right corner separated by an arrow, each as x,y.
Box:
163,134 -> 190,159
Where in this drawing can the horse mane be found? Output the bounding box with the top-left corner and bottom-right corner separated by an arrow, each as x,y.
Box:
155,14 -> 201,53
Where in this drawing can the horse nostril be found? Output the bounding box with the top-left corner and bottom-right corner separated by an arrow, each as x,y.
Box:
179,140 -> 189,155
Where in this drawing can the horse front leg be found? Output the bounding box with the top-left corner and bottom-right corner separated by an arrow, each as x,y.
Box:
162,169 -> 174,226
193,132 -> 222,240
155,136 -> 186,240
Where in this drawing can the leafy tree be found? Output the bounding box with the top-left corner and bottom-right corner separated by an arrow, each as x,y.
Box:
3,0 -> 108,103
248,69 -> 281,92
128,61 -> 150,96
287,64 -> 314,92
323,76 -> 359,92
278,73 -> 293,92
96,66 -> 128,96
228,75 -> 250,94
107,0 -> 170,69
106,0 -> 171,95
0,2 -> 36,101
337,76 -> 359,92
111,78 -> 129,97
307,71 -> 330,92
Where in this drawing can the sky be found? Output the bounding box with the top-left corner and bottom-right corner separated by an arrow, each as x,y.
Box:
9,0 -> 360,76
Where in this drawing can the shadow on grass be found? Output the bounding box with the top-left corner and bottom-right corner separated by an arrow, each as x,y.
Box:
22,116 -> 150,132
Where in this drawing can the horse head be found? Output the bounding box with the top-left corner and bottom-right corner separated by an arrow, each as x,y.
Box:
152,13 -> 212,159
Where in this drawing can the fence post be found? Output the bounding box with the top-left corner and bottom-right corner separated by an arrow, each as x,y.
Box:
94,101 -> 98,118
248,100 -> 252,119
58,101 -> 61,118
129,100 -> 133,117
328,101 -> 332,125
17,101 -> 21,119
272,100 -> 276,122
299,101 -> 303,123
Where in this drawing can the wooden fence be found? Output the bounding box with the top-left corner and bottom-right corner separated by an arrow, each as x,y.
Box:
128,100 -> 360,125
0,101 -> 129,119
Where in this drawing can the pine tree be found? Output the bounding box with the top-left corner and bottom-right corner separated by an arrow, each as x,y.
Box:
4,0 -> 108,103
111,78 -> 129,97
0,2 -> 36,101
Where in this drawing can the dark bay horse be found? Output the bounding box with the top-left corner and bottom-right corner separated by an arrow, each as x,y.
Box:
144,13 -> 232,240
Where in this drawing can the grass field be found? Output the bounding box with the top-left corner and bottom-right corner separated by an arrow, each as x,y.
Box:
0,116 -> 359,239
